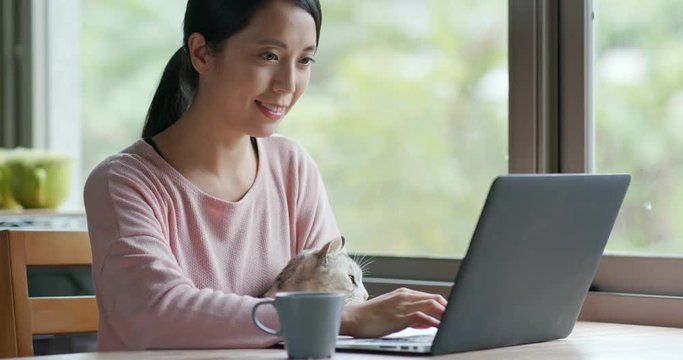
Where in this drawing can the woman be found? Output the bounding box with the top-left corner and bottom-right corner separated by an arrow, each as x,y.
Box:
84,0 -> 446,351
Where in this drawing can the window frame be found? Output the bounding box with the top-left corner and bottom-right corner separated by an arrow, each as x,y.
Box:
360,0 -> 683,329
359,253 -> 683,328
1,0 -> 34,148
1,0 -> 682,328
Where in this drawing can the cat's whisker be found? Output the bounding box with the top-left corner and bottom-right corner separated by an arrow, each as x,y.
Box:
360,264 -> 370,274
358,256 -> 375,276
354,254 -> 364,264
353,254 -> 370,275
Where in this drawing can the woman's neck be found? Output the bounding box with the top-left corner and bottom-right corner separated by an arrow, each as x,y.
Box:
151,108 -> 259,202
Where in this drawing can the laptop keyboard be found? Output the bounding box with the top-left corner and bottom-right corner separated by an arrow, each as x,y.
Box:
355,334 -> 434,344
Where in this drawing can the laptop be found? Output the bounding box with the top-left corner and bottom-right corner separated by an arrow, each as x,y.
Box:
336,174 -> 630,355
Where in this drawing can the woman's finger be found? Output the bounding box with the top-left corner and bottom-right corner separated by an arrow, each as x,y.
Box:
404,311 -> 441,328
401,298 -> 446,319
432,294 -> 448,307
392,289 -> 448,307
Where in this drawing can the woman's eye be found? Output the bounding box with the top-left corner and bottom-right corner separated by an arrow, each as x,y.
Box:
299,57 -> 315,66
349,274 -> 357,286
260,52 -> 278,61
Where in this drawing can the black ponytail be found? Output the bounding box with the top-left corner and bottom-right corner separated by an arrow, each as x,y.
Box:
142,47 -> 196,138
141,0 -> 322,138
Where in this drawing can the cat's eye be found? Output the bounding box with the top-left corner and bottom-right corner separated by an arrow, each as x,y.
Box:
349,274 -> 357,286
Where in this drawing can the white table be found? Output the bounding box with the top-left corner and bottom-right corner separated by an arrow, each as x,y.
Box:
10,321 -> 683,359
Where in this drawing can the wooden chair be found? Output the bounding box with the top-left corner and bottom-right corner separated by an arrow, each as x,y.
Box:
0,229 -> 98,357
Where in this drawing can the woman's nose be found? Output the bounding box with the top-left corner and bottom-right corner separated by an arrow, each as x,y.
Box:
272,65 -> 296,94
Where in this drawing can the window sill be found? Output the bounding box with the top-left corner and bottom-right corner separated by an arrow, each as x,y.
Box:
360,254 -> 683,329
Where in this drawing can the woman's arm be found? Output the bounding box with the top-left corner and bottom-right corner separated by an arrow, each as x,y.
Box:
291,142 -> 341,250
287,140 -> 447,337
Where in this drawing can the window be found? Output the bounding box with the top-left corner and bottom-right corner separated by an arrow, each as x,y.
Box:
594,0 -> 683,255
81,0 -> 186,182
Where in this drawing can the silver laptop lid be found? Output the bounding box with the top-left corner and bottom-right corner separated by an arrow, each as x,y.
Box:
431,174 -> 630,355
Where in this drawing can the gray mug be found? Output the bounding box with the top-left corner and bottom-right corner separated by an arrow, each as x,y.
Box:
252,291 -> 344,359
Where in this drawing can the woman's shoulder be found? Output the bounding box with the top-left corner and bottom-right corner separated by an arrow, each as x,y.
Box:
261,133 -> 305,152
258,134 -> 323,185
260,134 -> 316,166
85,139 -> 162,190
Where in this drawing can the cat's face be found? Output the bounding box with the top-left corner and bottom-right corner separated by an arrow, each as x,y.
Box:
267,237 -> 369,304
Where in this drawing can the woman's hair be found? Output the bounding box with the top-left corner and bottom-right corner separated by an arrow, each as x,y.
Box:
142,0 -> 322,138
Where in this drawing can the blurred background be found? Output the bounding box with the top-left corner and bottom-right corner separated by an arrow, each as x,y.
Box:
2,0 -> 682,356
77,0 -> 683,256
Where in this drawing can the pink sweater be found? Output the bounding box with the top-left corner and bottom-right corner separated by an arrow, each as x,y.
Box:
83,135 -> 340,351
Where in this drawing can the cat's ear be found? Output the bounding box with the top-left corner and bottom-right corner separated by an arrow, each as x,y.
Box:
318,236 -> 345,264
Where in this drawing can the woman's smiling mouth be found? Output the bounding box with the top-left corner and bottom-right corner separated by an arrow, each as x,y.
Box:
255,100 -> 287,120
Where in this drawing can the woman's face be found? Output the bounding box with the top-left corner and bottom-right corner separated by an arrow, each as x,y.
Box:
196,0 -> 317,138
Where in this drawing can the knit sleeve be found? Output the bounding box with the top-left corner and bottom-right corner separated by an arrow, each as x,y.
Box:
293,148 -> 341,251
84,160 -> 280,350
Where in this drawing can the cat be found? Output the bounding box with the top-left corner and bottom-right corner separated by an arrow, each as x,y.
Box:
264,236 -> 369,305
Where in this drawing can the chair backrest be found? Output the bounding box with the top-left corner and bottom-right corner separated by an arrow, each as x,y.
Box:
0,229 -> 98,357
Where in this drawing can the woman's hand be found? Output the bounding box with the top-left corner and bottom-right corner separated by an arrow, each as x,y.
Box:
340,287 -> 447,338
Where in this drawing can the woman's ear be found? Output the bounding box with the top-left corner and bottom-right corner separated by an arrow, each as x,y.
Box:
187,32 -> 211,74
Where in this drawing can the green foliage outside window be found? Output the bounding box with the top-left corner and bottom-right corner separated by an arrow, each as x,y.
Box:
595,0 -> 683,254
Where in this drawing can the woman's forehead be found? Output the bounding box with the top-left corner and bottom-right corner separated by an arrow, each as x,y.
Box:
232,0 -> 317,51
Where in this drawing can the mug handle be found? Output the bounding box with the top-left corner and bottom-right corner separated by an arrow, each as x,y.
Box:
0,169 -> 4,205
32,167 -> 47,207
252,300 -> 280,336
